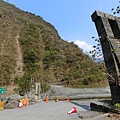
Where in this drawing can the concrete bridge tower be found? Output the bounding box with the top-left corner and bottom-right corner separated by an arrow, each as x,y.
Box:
91,11 -> 120,103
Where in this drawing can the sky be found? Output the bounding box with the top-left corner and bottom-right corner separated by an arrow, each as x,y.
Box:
4,0 -> 119,54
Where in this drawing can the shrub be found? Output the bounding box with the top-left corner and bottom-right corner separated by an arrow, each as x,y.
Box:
14,76 -> 32,95
41,83 -> 50,93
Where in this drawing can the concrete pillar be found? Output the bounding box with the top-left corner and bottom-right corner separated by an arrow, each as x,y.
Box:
91,10 -> 120,103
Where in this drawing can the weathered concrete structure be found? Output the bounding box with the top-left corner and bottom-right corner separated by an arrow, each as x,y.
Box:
91,11 -> 120,103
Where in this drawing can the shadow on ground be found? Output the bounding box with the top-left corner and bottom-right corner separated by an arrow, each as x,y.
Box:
71,101 -> 90,110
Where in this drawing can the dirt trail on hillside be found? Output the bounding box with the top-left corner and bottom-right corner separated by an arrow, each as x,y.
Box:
14,31 -> 24,76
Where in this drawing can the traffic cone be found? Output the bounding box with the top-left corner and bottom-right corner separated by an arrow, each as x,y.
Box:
55,96 -> 59,102
21,99 -> 25,106
25,98 -> 29,106
23,99 -> 27,106
46,95 -> 49,102
19,102 -> 23,108
25,101 -> 28,106
67,96 -> 70,102
67,107 -> 77,114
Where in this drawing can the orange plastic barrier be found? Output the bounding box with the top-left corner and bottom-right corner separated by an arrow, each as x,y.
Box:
23,99 -> 26,106
0,102 -> 5,110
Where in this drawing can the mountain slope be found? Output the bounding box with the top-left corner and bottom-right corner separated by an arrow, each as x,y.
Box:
0,1 -> 108,87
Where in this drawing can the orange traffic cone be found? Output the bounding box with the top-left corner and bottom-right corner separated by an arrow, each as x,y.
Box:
55,96 -> 59,102
67,107 -> 77,114
25,98 -> 29,106
23,99 -> 26,106
46,95 -> 49,102
67,96 -> 70,102
25,101 -> 28,106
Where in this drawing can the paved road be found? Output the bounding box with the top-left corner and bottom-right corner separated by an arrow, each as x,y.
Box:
0,101 -> 89,120
0,85 -> 112,120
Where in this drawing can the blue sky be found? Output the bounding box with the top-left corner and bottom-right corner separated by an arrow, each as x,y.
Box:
5,0 -> 119,53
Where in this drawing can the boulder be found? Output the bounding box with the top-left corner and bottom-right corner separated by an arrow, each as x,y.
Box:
5,100 -> 18,109
90,102 -> 120,114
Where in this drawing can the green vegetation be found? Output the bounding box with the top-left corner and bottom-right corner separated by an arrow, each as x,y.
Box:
114,103 -> 120,109
0,1 -> 108,91
14,76 -> 32,95
41,83 -> 50,93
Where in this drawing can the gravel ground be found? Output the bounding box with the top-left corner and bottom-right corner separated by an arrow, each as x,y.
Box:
41,85 -> 111,100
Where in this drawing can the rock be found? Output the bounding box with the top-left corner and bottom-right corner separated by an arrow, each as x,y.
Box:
90,102 -> 120,114
5,100 -> 18,109
5,98 -> 12,105
90,102 -> 110,112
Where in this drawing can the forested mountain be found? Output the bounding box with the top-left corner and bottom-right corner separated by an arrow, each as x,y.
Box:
0,0 -> 108,88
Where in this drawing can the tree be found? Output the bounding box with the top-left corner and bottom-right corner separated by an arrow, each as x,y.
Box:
111,1 -> 120,14
90,0 -> 120,61
14,76 -> 32,96
89,37 -> 103,62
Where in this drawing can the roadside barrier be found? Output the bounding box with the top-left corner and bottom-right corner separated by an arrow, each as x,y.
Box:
19,98 -> 29,108
0,102 -> 5,110
23,99 -> 26,106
